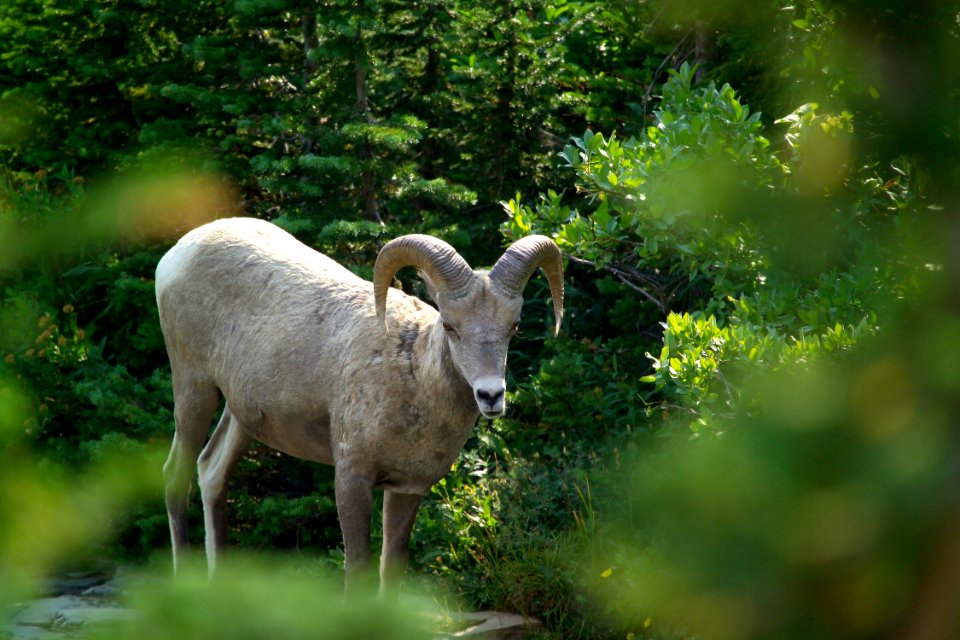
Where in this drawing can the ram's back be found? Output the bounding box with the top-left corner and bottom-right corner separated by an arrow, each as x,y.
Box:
156,219 -> 379,414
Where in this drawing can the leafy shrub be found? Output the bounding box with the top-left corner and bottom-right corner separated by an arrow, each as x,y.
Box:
646,308 -> 873,434
505,61 -> 917,438
415,419 -> 629,639
503,62 -> 782,317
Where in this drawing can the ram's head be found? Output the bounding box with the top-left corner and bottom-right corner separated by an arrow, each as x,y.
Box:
374,234 -> 564,418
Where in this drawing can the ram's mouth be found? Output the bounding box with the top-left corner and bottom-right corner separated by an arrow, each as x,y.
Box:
479,407 -> 505,420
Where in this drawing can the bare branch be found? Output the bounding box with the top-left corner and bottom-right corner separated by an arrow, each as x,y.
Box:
565,253 -> 668,314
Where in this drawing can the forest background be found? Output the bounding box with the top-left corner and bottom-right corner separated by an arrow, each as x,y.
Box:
1,1 -> 959,639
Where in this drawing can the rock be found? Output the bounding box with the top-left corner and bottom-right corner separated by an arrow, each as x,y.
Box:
80,582 -> 121,599
9,597 -> 83,628
2,624 -> 64,640
45,572 -> 107,596
4,581 -> 134,638
109,565 -> 159,594
447,611 -> 542,639
54,607 -> 136,629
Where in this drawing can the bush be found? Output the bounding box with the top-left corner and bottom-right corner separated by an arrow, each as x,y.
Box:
415,419 -> 631,639
504,62 -> 918,438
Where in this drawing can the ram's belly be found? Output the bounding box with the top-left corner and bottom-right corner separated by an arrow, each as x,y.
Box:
230,400 -> 335,465
257,420 -> 335,465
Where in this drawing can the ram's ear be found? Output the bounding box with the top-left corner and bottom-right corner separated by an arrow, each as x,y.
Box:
420,270 -> 440,302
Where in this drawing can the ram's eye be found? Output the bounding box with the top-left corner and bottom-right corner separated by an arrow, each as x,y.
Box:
511,322 -> 520,334
442,321 -> 456,333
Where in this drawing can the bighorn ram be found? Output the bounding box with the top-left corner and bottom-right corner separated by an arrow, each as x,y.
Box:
155,217 -> 563,594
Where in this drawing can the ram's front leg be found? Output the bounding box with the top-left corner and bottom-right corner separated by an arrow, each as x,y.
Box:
335,467 -> 375,596
380,491 -> 422,598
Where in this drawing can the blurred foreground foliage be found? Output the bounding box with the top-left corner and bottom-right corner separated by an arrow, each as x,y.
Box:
89,558 -> 428,640
2,1 -> 960,639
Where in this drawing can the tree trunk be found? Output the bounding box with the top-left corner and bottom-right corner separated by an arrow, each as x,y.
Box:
301,1 -> 319,90
493,0 -> 518,199
419,41 -> 440,182
693,19 -> 712,82
354,0 -> 382,224
300,0 -> 320,154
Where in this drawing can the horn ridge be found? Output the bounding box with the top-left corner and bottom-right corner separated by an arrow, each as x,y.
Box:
374,234 -> 474,332
490,235 -> 565,336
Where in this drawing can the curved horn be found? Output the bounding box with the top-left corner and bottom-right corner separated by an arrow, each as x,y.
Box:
374,234 -> 474,332
489,235 -> 564,336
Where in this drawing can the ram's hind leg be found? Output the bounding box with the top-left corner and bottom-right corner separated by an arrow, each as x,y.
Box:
163,375 -> 220,575
198,404 -> 251,577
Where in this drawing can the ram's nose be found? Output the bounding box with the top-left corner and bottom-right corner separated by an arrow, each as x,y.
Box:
474,377 -> 506,418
